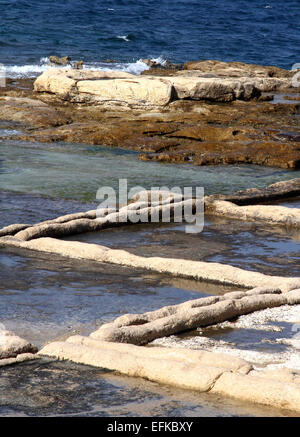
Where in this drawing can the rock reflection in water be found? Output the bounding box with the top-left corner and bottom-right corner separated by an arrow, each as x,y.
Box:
0,358 -> 298,417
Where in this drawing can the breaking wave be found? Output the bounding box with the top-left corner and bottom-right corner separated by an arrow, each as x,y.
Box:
2,56 -> 171,78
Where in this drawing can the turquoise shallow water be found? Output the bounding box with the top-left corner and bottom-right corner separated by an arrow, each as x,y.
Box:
1,139 -> 299,210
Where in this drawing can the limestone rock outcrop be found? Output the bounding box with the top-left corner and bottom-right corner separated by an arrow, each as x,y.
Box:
33,67 -> 279,107
34,68 -> 173,108
169,76 -> 260,101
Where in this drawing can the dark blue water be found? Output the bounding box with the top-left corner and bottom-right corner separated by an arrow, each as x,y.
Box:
0,0 -> 299,74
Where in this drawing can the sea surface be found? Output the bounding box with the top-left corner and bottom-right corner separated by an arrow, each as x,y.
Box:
0,0 -> 299,77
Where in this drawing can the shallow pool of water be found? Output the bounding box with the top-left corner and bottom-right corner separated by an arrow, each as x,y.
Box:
0,137 -> 299,417
1,139 -> 299,204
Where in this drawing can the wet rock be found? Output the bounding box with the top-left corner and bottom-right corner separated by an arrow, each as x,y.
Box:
0,353 -> 38,367
0,223 -> 30,237
210,371 -> 300,413
141,58 -> 162,68
49,55 -> 71,66
0,330 -> 38,360
141,59 -> 183,73
39,339 -> 248,392
73,60 -> 83,70
206,178 -> 300,206
2,65 -> 299,170
141,59 -> 181,69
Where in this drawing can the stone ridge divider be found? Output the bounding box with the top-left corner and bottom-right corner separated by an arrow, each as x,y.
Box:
1,180 -> 299,242
1,236 -> 300,292
0,188 -> 300,289
0,193 -> 190,240
90,287 -> 300,345
38,334 -> 300,413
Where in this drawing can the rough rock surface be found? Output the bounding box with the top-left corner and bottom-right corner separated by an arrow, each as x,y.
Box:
0,198 -> 200,241
90,288 -> 300,345
33,67 -> 265,106
206,178 -> 300,206
183,60 -> 294,78
0,96 -> 70,128
167,76 -> 260,102
49,55 -> 71,66
34,68 -> 173,108
39,336 -> 300,413
0,329 -> 38,360
205,200 -> 300,228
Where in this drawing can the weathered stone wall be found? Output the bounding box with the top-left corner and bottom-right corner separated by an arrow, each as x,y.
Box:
1,236 -> 300,292
39,336 -> 300,413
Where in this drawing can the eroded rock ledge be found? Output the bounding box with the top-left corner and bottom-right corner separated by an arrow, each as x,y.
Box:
1,60 -> 299,169
37,284 -> 300,413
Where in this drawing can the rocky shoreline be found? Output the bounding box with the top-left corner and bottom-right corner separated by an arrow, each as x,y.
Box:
0,60 -> 299,169
1,61 -> 300,415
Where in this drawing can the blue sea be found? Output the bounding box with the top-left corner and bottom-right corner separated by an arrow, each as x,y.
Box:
0,0 -> 299,77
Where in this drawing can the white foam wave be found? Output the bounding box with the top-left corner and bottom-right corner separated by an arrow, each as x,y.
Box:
117,35 -> 130,42
3,55 -> 169,78
3,58 -> 151,78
